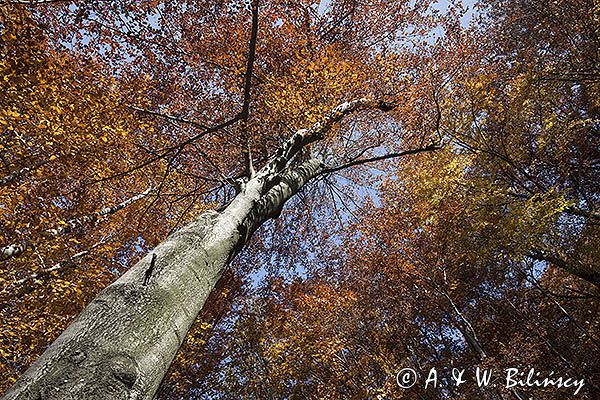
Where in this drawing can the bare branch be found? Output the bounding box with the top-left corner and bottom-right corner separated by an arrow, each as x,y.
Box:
529,250 -> 600,288
240,0 -> 260,177
240,0 -> 260,124
43,187 -> 152,238
12,249 -> 89,287
258,98 -> 397,178
0,189 -> 151,262
320,143 -> 441,175
129,106 -> 208,130
3,240 -> 105,291
92,116 -> 240,185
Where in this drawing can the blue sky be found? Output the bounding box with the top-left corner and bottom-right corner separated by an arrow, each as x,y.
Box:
318,0 -> 477,27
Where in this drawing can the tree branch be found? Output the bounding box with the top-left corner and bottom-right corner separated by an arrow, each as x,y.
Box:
240,0 -> 259,123
92,116 -> 240,184
528,250 -> 600,288
0,158 -> 51,187
240,0 -> 260,177
320,143 -> 441,175
258,98 -> 397,180
0,241 -> 29,262
43,187 -> 152,238
1,189 -> 151,262
129,106 -> 208,130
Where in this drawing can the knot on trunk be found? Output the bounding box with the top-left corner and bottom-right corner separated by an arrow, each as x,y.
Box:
108,353 -> 139,390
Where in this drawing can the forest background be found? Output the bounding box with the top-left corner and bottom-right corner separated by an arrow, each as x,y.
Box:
0,0 -> 598,399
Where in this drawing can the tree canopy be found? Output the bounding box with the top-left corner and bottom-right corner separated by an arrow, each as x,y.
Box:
0,0 -> 598,399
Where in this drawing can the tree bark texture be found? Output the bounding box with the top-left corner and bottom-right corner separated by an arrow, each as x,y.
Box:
2,98 -> 390,399
2,159 -> 322,400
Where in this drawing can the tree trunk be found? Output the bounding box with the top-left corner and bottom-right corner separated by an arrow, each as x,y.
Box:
0,188 -> 151,262
2,159 -> 322,400
3,98 -> 392,399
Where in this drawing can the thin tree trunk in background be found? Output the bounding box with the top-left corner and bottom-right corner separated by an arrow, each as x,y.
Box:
0,188 -> 151,262
0,158 -> 50,187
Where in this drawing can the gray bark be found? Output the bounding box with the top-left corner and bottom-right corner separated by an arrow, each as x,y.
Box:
43,188 -> 153,238
0,189 -> 151,263
7,241 -> 106,289
1,98 -> 392,399
0,240 -> 29,262
1,158 -> 322,400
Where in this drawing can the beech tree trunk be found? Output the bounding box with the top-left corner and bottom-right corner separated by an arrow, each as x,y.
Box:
2,98 -> 392,399
2,159 -> 322,400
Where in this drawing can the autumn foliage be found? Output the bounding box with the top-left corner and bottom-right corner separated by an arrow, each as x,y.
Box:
0,0 -> 598,399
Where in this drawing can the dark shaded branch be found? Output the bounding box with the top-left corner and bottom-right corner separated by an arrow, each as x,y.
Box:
0,158 -> 51,187
318,2 -> 356,42
129,106 -> 208,130
92,116 -> 240,184
507,191 -> 600,222
320,143 -> 441,174
565,206 -> 600,221
529,250 -> 600,288
451,128 -> 548,194
239,0 -> 260,177
240,0 -> 259,123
